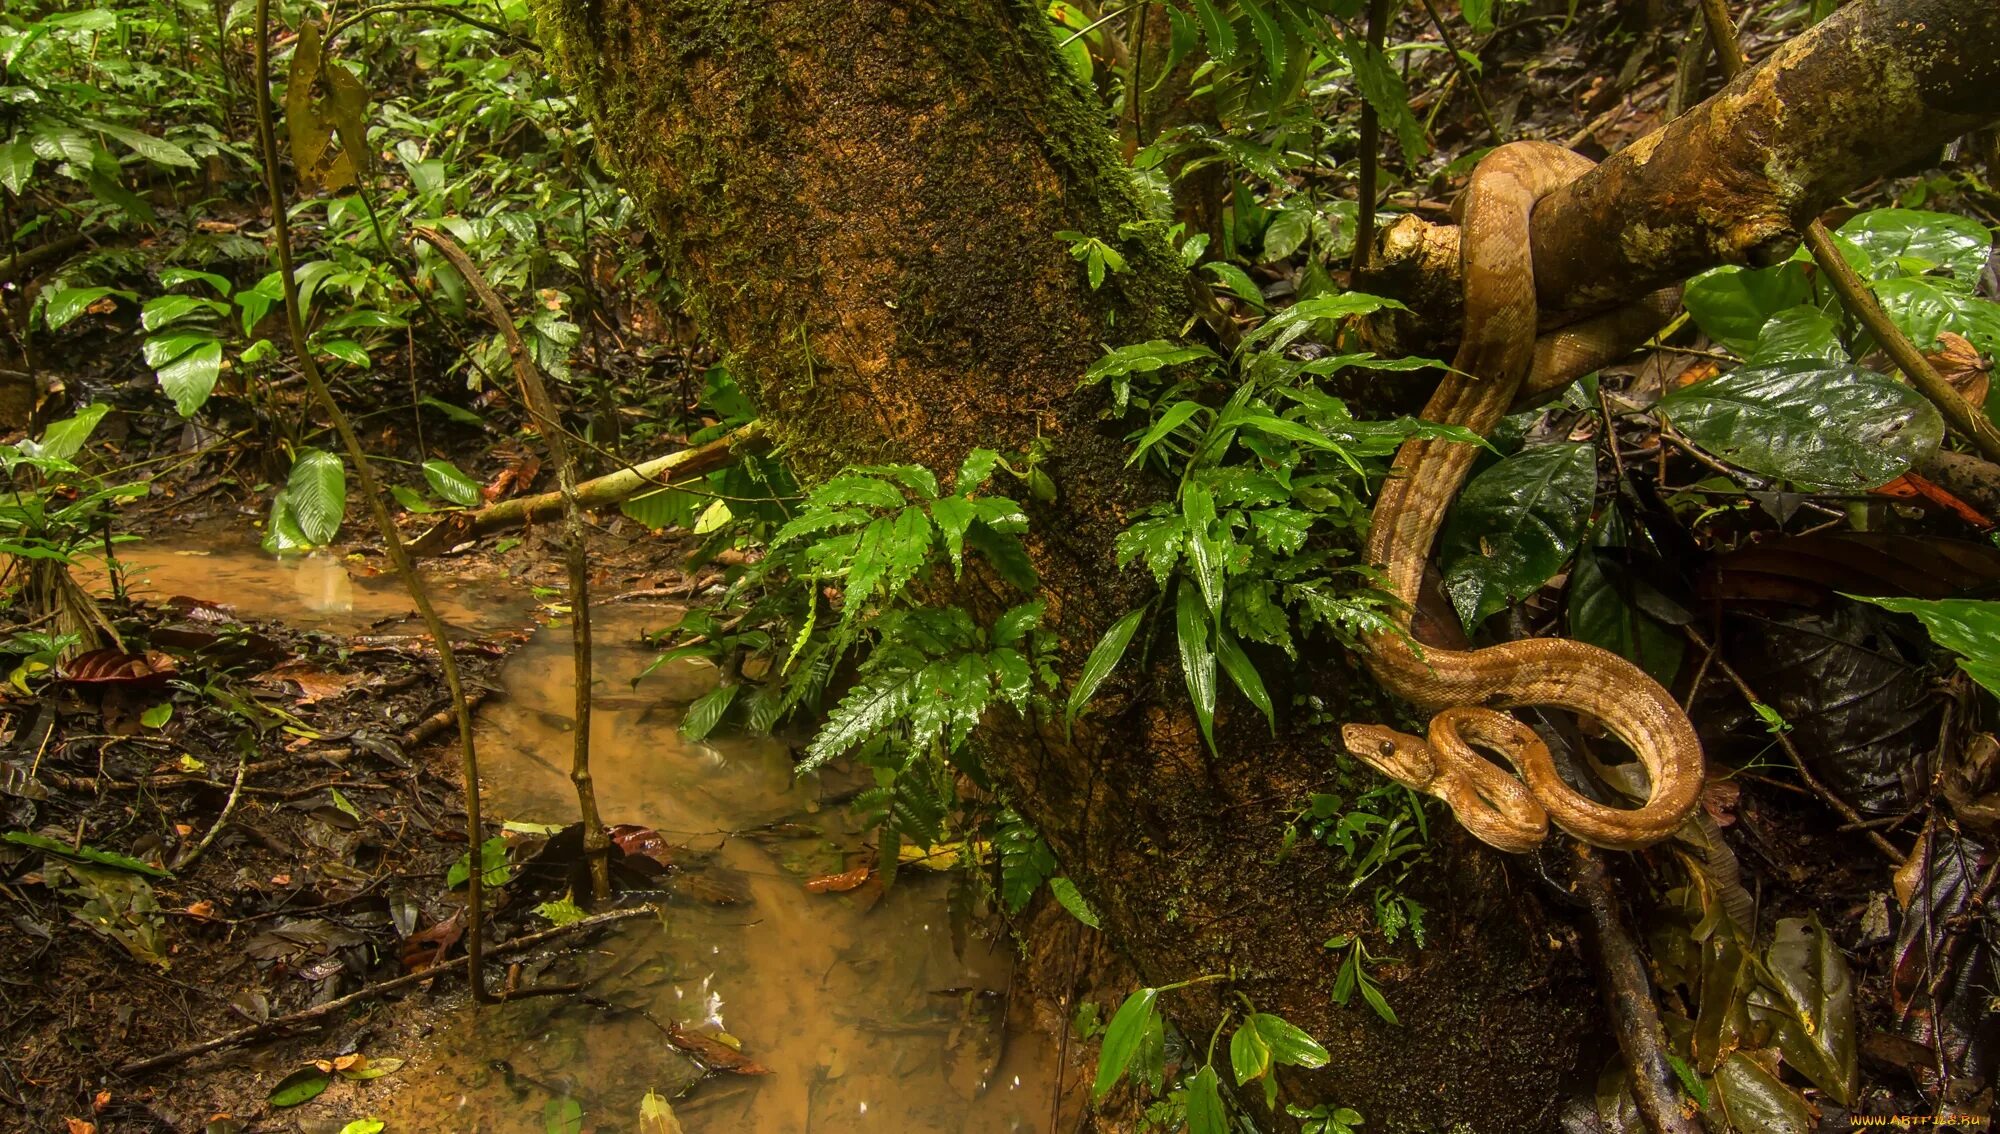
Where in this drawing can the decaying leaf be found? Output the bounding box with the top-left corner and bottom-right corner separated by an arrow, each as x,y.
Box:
664,1022 -> 772,1075
285,22 -> 370,191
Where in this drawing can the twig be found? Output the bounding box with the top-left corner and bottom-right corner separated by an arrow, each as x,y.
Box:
1349,0 -> 1393,274
1575,847 -> 1703,1134
114,906 -> 657,1076
412,228 -> 611,903
1698,0 -> 2000,465
1417,0 -> 1503,144
252,0 -> 492,1000
170,747 -> 247,872
1682,625 -> 1907,864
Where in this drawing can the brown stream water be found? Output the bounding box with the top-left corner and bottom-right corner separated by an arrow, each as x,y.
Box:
85,541 -> 1061,1133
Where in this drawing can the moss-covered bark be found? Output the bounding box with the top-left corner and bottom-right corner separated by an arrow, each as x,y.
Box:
535,3 -> 1588,1129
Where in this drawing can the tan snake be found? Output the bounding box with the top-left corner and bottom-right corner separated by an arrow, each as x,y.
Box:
1340,141 -> 1704,853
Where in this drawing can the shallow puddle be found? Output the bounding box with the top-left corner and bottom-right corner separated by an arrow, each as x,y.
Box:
74,538 -> 527,635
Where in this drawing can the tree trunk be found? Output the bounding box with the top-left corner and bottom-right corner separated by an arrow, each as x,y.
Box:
531,0 -> 2000,1127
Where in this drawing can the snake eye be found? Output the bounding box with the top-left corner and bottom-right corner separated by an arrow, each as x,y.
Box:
1376,739 -> 1397,758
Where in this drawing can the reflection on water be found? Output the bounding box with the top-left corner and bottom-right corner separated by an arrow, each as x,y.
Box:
73,539 -> 524,634
376,607 -> 1058,1132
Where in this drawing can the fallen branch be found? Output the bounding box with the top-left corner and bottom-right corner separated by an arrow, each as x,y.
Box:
1576,847 -> 1703,1134
115,905 -> 658,1076
409,421 -> 765,555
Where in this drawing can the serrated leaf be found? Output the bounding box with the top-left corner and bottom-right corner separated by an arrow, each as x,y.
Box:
997,812 -> 1057,913
805,473 -> 907,511
286,448 -> 347,546
1176,579 -> 1217,755
1439,441 -> 1595,630
803,667 -> 923,770
1115,515 -> 1186,585
929,494 -> 976,575
1191,0 -> 1236,61
955,448 -> 1000,493
1093,987 -> 1160,1100
681,682 -> 740,741
992,600 -> 1044,647
422,459 -> 481,506
1049,877 -> 1100,927
447,836 -> 511,889
1657,359 -> 1942,490
1067,607 -> 1147,724
1335,34 -> 1427,163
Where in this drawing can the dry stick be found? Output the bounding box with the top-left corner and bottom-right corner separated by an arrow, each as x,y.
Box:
1698,0 -> 2000,466
251,0 -> 491,1001
169,747 -> 247,872
1576,847 -> 1704,1134
1682,625 -> 1907,864
1349,0 -> 1393,274
412,227 -> 611,903
1417,0 -> 1503,144
115,906 -> 657,1076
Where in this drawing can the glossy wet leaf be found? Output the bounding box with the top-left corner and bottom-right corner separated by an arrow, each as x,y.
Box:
1176,579 -> 1218,755
1251,1011 -> 1330,1068
1230,1020 -> 1273,1084
268,1066 -> 331,1107
21,403 -> 108,462
1712,1051 -> 1814,1134
286,448 -> 348,546
1682,263 -> 1811,353
1093,986 -> 1160,1100
422,459 -> 481,507
1084,340 -> 1218,383
1849,595 -> 2000,700
336,1121 -> 385,1134
1183,1064 -> 1228,1134
145,332 -> 223,417
42,286 -> 122,331
1657,360 -> 1942,490
1872,277 -> 2000,356
1440,442 -> 1595,630
263,491 -> 311,555
1049,877 -> 1100,928
680,681 -> 739,741
1753,917 -> 1857,1104
1839,208 -> 1994,285
1747,305 -> 1844,366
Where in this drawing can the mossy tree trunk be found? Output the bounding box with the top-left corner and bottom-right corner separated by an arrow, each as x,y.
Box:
533,1 -> 1585,1127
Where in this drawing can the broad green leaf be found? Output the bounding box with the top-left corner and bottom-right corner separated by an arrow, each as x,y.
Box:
544,1096 -> 583,1134
1204,261 -> 1267,309
140,294 -> 226,331
1872,277 -> 2000,356
1176,579 -> 1218,755
1093,987 -> 1161,1100
680,682 -> 739,741
263,490 -> 311,554
1231,1021 -> 1273,1085
1067,607 -> 1147,723
337,1121 -> 387,1134
0,141 -> 35,194
1251,1012 -> 1330,1068
422,459 -> 481,506
286,448 -> 347,546
146,332 -> 223,416
1262,207 -> 1311,262
82,119 -> 197,168
1183,1065 -> 1228,1134
1462,0 -> 1496,32
1839,208 -> 1992,285
24,402 -> 109,462
317,337 -> 371,368
43,286 -> 119,330
268,1066 -> 332,1107
1214,626 -> 1274,732
4,830 -> 172,878
1682,264 -> 1811,353
447,835 -> 512,889
1849,595 -> 2000,699
1439,442 -> 1595,630
1049,877 -> 1101,927
1747,306 -> 1844,366
1711,1051 -> 1814,1134
1567,524 -> 1685,688
692,498 -> 734,535
140,702 -> 172,729
1657,360 -> 1942,490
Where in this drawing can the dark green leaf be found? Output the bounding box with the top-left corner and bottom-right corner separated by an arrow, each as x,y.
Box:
1084,340 -> 1218,383
1839,208 -> 1993,285
1129,401 -> 1206,465
1658,360 -> 1942,490
1567,517 -> 1685,687
1440,442 -> 1595,629
1231,1020 -> 1273,1085
955,448 -> 1001,493
4,831 -> 171,878
1849,594 -> 2000,699
1183,1065 -> 1228,1134
1251,1011 -> 1331,1069
680,682 -> 740,741
422,459 -> 481,507
1093,987 -> 1161,1100
1067,607 -> 1147,724
1711,1051 -> 1814,1134
268,1067 -> 332,1108
1682,263 -> 1811,353
1204,261 -> 1267,310
1754,917 -> 1856,1104
1176,579 -> 1218,755
1872,277 -> 2000,356
1049,877 -> 1101,927
1190,0 -> 1236,61
992,600 -> 1045,647
1214,626 -> 1274,732
1746,306 -> 1844,366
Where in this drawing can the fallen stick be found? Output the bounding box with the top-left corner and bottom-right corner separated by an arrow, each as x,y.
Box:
115,905 -> 659,1076
410,421 -> 766,554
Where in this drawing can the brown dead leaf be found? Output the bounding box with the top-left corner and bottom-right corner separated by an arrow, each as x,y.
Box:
184,900 -> 215,918
805,863 -> 872,894
1672,359 -> 1722,388
400,909 -> 465,972
92,1090 -> 111,1113
62,649 -> 177,687
609,823 -> 677,868
254,659 -> 368,704
665,1023 -> 772,1075
64,1118 -> 95,1134
1927,331 -> 1991,406
482,450 -> 542,502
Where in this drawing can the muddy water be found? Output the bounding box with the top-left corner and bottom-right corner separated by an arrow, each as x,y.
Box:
80,541 -> 1059,1132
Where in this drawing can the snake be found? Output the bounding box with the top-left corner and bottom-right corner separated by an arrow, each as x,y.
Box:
1340,141 -> 1705,854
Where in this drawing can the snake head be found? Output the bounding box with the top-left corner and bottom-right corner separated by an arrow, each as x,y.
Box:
1341,723 -> 1436,788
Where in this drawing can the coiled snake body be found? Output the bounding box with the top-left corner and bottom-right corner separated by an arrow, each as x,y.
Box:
1341,142 -> 1704,853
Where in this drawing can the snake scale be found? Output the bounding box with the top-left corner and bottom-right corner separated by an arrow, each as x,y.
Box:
1340,141 -> 1705,853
